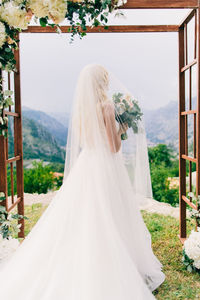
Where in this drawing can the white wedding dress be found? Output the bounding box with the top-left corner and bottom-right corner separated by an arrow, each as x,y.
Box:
0,64 -> 165,299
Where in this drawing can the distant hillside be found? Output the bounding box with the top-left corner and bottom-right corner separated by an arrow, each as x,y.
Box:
143,101 -> 179,150
48,111 -> 70,128
23,107 -> 68,146
8,115 -> 65,163
16,101 -> 194,159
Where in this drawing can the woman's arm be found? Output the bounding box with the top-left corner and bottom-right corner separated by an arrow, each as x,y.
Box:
103,103 -> 127,153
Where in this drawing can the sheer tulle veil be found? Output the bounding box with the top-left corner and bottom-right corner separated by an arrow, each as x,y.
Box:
0,64 -> 165,300
64,64 -> 152,206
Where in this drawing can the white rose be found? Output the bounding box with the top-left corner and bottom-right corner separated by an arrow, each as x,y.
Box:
0,2 -> 29,30
184,230 -> 200,261
48,0 -> 67,24
113,0 -> 127,7
0,21 -> 6,48
193,259 -> 200,269
28,0 -> 49,18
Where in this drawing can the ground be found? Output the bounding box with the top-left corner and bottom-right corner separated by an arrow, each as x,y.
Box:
25,203 -> 200,300
24,203 -> 200,300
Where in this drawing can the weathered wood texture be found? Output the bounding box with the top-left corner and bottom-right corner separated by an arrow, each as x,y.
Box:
196,8 -> 200,197
122,0 -> 198,9
179,24 -> 187,239
14,39 -> 24,238
24,25 -> 179,33
179,7 -> 200,240
0,42 -> 25,237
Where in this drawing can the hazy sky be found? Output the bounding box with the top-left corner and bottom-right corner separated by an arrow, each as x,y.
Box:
19,9 -> 192,113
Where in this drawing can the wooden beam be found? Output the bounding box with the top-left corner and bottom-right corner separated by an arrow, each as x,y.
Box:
0,70 -> 7,209
179,8 -> 196,27
23,25 -> 179,34
196,8 -> 200,197
182,195 -> 197,209
181,58 -> 197,72
121,0 -> 198,9
4,111 -> 20,117
179,25 -> 187,239
6,155 -> 21,164
7,197 -> 22,213
14,36 -> 24,238
181,154 -> 197,162
181,109 -> 196,115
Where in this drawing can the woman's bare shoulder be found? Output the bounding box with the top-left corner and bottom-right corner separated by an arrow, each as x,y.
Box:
102,100 -> 115,116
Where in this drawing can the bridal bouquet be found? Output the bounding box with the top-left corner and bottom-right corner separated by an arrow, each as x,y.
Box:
182,228 -> 200,273
112,92 -> 143,140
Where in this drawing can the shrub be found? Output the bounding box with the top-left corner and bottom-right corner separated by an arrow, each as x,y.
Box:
24,161 -> 54,194
148,144 -> 179,206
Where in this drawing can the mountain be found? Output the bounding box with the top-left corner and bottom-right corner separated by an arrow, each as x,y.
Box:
17,100 -> 192,161
8,115 -> 65,163
143,101 -> 179,150
143,100 -> 195,152
48,111 -> 70,128
22,107 -> 68,146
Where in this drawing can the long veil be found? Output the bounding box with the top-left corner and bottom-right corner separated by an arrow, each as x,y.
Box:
64,64 -> 153,207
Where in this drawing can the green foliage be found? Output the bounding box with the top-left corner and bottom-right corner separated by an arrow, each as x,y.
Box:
0,192 -> 27,239
182,248 -> 199,274
113,92 -> 143,140
148,144 -> 172,167
24,161 -> 54,194
141,211 -> 200,299
48,162 -> 64,173
0,89 -> 14,137
66,0 -> 114,40
148,144 -> 179,206
54,176 -> 63,189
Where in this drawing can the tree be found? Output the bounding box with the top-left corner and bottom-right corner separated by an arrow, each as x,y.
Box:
24,161 -> 54,194
148,144 -> 179,206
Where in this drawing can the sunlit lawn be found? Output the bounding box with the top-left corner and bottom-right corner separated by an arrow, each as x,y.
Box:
24,204 -> 200,300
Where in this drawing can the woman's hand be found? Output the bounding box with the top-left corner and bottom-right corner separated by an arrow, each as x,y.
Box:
118,123 -> 128,136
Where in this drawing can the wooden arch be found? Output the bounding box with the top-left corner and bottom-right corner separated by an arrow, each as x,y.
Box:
0,0 -> 200,240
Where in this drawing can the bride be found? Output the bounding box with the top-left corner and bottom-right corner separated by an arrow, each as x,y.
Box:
0,64 -> 165,299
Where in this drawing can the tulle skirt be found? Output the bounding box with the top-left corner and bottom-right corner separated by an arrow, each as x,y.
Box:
0,148 -> 165,299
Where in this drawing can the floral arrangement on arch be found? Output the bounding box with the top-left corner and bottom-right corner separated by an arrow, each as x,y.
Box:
182,191 -> 200,273
182,229 -> 200,273
0,0 -> 127,136
0,192 -> 27,262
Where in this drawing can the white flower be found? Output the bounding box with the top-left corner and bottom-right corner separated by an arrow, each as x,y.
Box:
0,192 -> 5,198
113,0 -> 127,7
184,229 -> 200,269
0,2 -> 29,30
193,259 -> 200,269
27,0 -> 49,18
0,21 -> 6,48
28,0 -> 67,23
48,0 -> 67,24
188,192 -> 194,198
7,214 -> 13,221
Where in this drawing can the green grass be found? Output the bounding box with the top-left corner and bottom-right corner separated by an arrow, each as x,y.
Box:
142,211 -> 200,300
24,203 -> 47,236
23,205 -> 200,299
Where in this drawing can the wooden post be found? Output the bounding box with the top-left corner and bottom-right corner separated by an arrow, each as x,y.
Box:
196,8 -> 200,198
179,25 -> 187,240
0,70 -> 7,208
14,36 -> 24,238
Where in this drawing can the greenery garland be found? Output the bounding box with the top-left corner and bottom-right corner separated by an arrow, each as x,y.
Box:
0,0 -> 126,136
